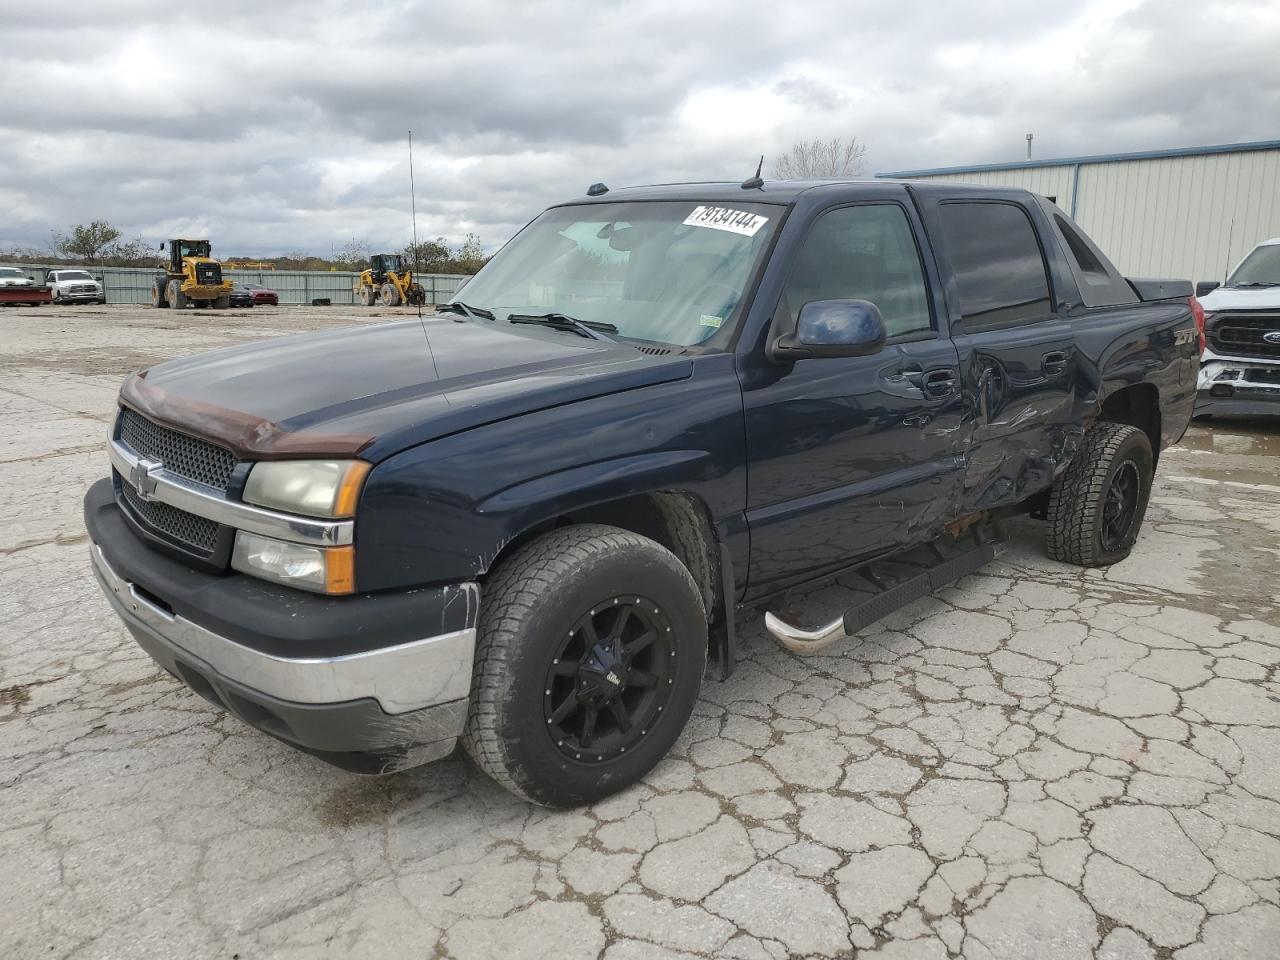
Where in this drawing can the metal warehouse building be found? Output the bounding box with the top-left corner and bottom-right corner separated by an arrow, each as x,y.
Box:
879,139 -> 1280,286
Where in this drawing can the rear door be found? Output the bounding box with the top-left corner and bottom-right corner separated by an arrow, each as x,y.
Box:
922,196 -> 1079,512
740,198 -> 969,598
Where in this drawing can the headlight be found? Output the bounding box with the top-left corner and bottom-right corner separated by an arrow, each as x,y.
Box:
232,531 -> 355,594
243,460 -> 370,518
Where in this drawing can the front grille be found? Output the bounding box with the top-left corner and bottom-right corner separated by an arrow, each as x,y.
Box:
119,409 -> 237,491
120,477 -> 220,554
71,284 -> 96,295
195,263 -> 223,285
1247,367 -> 1280,385
1209,313 -> 1280,360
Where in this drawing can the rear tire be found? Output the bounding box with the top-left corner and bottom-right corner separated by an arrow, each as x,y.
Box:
214,295 -> 230,309
380,283 -> 401,307
1046,421 -> 1153,567
463,524 -> 707,807
167,280 -> 187,309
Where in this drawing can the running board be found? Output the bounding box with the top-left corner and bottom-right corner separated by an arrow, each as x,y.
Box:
765,539 -> 1002,654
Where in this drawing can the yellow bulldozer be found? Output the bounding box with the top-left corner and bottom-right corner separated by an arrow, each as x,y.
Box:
150,239 -> 234,309
353,254 -> 426,307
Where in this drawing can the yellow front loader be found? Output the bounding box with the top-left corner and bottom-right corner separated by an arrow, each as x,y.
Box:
150,239 -> 233,309
353,254 -> 426,307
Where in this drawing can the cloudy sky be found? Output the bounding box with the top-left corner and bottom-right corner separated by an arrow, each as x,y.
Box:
2,0 -> 1277,258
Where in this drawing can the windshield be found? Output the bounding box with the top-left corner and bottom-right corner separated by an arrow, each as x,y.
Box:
455,200 -> 780,347
1227,244 -> 1280,286
59,270 -> 93,281
180,241 -> 211,258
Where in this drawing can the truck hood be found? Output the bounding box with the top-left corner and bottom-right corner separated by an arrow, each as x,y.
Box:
121,315 -> 693,461
1199,286 -> 1280,311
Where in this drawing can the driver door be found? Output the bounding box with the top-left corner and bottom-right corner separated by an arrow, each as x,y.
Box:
741,201 -> 970,598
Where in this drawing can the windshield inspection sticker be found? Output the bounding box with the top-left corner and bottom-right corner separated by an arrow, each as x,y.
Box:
699,315 -> 723,328
683,206 -> 769,237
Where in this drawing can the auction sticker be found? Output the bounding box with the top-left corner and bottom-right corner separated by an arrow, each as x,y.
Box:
683,206 -> 769,237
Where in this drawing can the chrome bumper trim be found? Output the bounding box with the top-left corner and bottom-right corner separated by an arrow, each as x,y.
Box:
109,436 -> 353,546
91,543 -> 478,714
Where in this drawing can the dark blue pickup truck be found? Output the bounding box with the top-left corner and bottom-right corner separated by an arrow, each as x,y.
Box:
85,179 -> 1201,805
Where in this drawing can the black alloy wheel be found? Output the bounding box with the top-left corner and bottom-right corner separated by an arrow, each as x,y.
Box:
543,596 -> 676,763
462,524 -> 707,806
1100,460 -> 1141,552
1046,420 -> 1154,567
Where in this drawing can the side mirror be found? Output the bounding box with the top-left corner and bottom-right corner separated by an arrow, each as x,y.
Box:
159,242 -> 165,251
1195,280 -> 1220,298
768,299 -> 888,363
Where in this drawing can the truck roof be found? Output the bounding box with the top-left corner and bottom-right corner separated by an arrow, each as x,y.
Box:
564,179 -> 1037,206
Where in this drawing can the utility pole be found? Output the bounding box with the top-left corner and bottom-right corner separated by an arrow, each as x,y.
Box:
1026,133 -> 1034,161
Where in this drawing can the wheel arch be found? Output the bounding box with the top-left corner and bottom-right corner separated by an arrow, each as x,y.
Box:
1099,382 -> 1161,463
480,488 -> 737,676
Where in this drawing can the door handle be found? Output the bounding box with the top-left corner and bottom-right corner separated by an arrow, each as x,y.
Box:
898,365 -> 925,386
920,369 -> 957,399
1042,351 -> 1069,374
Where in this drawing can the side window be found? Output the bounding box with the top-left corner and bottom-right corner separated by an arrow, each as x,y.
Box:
938,201 -> 1052,330
782,204 -> 932,338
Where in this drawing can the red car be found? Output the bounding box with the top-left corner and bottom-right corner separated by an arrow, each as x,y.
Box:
245,283 -> 279,306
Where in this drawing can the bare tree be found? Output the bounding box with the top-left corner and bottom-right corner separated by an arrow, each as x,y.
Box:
334,237 -> 370,268
454,233 -> 488,274
773,137 -> 867,180
50,220 -> 122,264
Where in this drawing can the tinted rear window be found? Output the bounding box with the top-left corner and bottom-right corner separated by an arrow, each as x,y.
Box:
938,201 -> 1052,329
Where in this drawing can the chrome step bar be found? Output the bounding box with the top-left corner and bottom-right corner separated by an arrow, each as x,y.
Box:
766,538 -> 1003,654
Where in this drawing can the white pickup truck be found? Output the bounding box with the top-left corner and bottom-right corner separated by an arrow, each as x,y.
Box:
1196,237 -> 1280,416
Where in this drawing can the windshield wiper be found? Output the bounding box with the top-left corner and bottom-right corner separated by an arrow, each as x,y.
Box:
508,312 -> 617,341
1231,281 -> 1280,288
438,301 -> 496,320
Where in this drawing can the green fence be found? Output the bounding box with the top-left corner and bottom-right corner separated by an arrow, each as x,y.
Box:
0,264 -> 471,306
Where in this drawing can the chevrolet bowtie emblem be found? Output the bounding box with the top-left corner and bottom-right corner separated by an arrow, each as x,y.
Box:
129,458 -> 163,501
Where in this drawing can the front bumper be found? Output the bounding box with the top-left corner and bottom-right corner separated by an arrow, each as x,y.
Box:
54,289 -> 103,302
185,284 -> 232,300
1195,357 -> 1280,417
85,480 -> 480,772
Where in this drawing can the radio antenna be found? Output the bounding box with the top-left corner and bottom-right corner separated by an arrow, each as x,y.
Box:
409,129 -> 422,318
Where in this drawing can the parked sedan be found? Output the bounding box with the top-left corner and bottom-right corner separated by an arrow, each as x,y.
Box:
244,283 -> 278,305
47,269 -> 106,304
228,284 -> 256,308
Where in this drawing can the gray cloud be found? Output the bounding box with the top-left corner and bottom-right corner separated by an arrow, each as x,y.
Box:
1,0 -> 1277,257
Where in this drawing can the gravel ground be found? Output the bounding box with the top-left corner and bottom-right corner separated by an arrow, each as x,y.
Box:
2,304 -> 1279,960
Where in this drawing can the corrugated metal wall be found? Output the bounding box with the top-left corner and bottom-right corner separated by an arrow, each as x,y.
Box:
0,264 -> 471,306
892,147 -> 1280,283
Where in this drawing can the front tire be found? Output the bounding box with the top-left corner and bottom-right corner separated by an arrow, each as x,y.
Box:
463,525 -> 707,806
380,283 -> 401,307
1046,421 -> 1154,566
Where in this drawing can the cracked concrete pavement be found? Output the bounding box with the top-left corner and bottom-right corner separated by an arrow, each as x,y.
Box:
3,304 -> 1279,959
